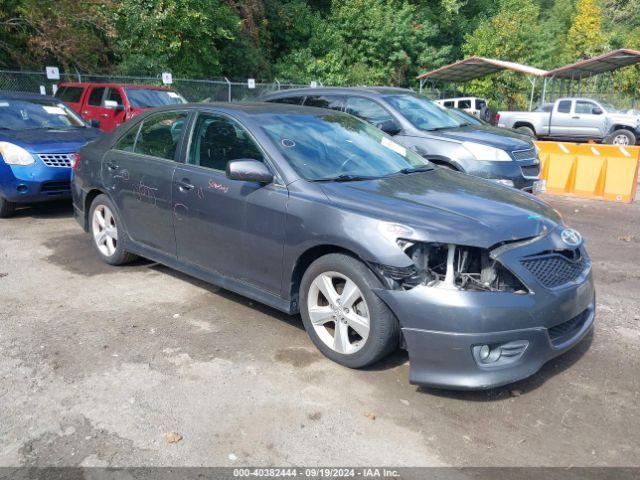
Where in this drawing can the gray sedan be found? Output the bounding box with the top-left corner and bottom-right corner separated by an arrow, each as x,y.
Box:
72,103 -> 595,390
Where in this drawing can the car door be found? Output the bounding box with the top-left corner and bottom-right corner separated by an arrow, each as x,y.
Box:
573,100 -> 605,138
101,87 -> 128,131
80,86 -> 107,127
549,99 -> 576,137
101,110 -> 189,256
172,112 -> 287,294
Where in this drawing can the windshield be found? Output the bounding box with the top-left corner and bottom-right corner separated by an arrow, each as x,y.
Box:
0,98 -> 86,130
384,94 -> 462,131
124,88 -> 186,108
597,100 -> 619,113
445,107 -> 482,126
260,113 -> 429,181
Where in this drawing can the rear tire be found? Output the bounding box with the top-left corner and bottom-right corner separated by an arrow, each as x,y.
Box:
89,194 -> 137,265
607,129 -> 635,146
0,196 -> 16,218
299,253 -> 399,368
516,125 -> 536,138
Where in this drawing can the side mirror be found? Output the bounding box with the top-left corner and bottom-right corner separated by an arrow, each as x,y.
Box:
226,159 -> 273,184
378,120 -> 402,136
104,100 -> 123,111
88,119 -> 101,128
592,107 -> 603,115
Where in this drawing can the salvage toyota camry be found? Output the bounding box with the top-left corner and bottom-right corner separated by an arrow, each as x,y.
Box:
72,103 -> 595,390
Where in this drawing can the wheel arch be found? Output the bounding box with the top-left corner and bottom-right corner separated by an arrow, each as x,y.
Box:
83,188 -> 107,231
513,122 -> 536,134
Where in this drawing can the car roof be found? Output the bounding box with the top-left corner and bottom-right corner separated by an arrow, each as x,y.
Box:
262,86 -> 414,99
58,82 -> 173,91
133,101 -> 350,117
0,90 -> 59,102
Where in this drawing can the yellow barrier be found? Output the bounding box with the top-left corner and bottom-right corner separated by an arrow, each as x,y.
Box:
535,141 -> 639,203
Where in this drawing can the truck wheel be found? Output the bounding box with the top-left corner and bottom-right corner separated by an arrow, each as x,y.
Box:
608,129 -> 635,146
516,125 -> 536,138
0,196 -> 16,218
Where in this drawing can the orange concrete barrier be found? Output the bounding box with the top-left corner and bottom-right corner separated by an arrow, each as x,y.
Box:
535,141 -> 639,203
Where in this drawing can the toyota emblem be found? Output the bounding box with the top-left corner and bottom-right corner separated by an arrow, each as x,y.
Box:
561,228 -> 582,247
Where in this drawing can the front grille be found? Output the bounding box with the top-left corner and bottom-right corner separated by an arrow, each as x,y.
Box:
520,252 -> 588,288
521,164 -> 541,178
40,181 -> 71,194
548,308 -> 590,346
38,153 -> 74,168
511,148 -> 536,161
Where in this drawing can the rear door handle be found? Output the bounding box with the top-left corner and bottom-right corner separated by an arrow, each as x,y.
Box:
106,161 -> 119,171
572,116 -> 580,119
177,179 -> 195,192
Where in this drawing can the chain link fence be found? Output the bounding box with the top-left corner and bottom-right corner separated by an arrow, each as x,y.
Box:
0,70 -> 310,102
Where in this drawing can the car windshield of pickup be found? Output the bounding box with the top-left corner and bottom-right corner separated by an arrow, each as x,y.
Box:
261,112 -> 430,182
597,100 -> 620,113
384,94 -> 462,131
124,88 -> 187,108
0,98 -> 86,130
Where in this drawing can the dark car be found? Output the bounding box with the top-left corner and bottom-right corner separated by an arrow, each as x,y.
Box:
0,91 -> 101,217
262,87 -> 545,192
72,103 -> 595,390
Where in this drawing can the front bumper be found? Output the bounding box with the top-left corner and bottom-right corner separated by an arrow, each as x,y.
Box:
0,160 -> 71,203
374,231 -> 595,390
463,159 -> 541,191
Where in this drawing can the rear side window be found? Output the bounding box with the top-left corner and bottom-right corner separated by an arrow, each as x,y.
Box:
88,87 -> 106,106
458,99 -> 472,109
270,96 -> 304,105
134,111 -> 188,160
56,86 -> 84,103
557,100 -> 572,113
114,124 -> 140,152
303,95 -> 344,111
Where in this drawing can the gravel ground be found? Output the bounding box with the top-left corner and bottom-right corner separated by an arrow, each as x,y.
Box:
0,195 -> 638,467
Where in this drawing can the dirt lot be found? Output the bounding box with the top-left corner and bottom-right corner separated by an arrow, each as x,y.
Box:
0,195 -> 639,467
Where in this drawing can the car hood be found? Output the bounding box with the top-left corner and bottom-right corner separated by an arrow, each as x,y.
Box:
0,128 -> 101,154
320,169 -> 560,249
422,124 -> 534,151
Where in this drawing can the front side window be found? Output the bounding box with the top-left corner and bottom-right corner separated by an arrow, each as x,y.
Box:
0,98 -> 85,130
443,101 -> 454,107
88,87 -> 106,106
458,99 -> 472,109
106,88 -> 124,106
304,95 -> 344,111
260,112 -> 428,181
557,100 -> 572,113
188,114 -> 264,171
384,94 -> 461,131
575,101 -> 598,114
134,111 -> 188,160
345,97 -> 394,128
124,88 -> 186,108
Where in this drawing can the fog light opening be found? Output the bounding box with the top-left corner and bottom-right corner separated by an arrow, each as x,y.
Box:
16,184 -> 28,194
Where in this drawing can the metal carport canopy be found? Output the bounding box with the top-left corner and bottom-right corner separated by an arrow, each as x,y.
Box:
416,57 -> 548,82
545,48 -> 640,79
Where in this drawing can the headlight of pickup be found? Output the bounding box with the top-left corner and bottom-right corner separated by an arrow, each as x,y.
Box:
462,141 -> 512,162
374,241 -> 528,293
0,142 -> 35,166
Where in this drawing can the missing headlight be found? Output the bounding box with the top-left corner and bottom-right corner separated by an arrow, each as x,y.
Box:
375,242 -> 527,293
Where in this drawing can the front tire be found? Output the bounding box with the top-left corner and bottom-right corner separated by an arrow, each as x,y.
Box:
299,253 -> 399,368
0,196 -> 16,218
89,194 -> 137,265
608,129 -> 635,146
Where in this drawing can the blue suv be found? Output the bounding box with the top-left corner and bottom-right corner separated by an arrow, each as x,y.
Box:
0,91 -> 101,217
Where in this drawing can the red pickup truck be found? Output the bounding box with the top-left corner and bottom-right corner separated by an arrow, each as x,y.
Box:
55,82 -> 187,132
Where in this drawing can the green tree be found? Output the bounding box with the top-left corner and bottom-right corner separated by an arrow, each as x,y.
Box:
565,0 -> 609,59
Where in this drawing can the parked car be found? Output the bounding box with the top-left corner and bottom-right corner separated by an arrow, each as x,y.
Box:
55,82 -> 186,133
435,96 -> 488,117
0,91 -> 101,217
262,87 -> 544,193
497,97 -> 640,145
73,102 -> 595,390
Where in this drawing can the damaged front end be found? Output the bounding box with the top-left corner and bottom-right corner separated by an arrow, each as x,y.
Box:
372,240 -> 528,294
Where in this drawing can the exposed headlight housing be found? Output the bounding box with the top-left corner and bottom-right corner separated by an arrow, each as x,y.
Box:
374,241 -> 528,293
0,142 -> 35,166
462,142 -> 512,162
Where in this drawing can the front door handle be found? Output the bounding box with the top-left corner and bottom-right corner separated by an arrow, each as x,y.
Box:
572,116 -> 580,119
177,179 -> 195,192
106,161 -> 119,171
100,113 -> 109,118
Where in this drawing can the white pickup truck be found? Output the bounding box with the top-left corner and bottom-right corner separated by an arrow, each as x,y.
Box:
497,98 -> 640,145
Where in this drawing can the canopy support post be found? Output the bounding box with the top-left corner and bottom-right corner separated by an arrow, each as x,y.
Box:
528,76 -> 537,111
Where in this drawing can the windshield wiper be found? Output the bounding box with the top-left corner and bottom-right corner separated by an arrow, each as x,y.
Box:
424,126 -> 455,131
312,174 -> 380,182
396,165 -> 435,174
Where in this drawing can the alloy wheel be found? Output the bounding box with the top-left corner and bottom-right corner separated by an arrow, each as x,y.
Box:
92,204 -> 118,257
613,134 -> 630,145
307,271 -> 370,354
